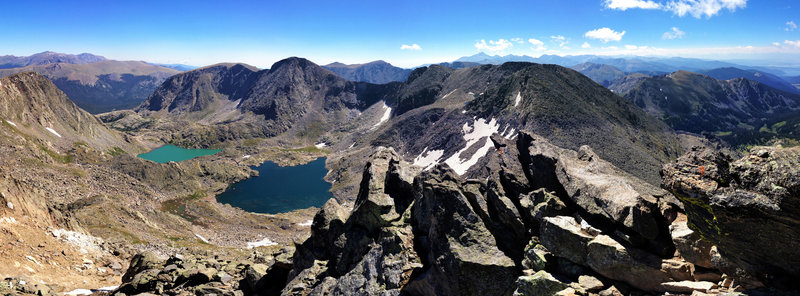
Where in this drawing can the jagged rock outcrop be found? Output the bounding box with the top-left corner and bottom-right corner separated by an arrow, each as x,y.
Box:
663,145 -> 800,289
279,133 -> 720,295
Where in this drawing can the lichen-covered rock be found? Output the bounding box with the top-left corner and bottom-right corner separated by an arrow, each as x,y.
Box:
662,145 -> 800,288
513,271 -> 569,296
669,218 -> 714,269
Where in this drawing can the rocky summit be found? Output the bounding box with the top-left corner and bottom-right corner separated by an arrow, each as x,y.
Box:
111,131 -> 800,295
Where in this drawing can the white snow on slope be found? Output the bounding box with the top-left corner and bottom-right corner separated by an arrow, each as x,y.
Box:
46,127 -> 61,138
65,289 -> 93,295
247,237 -> 278,249
5,120 -> 16,127
443,118 -> 500,175
315,143 -> 327,149
374,101 -> 392,127
194,233 -> 209,243
298,220 -> 313,227
412,147 -> 445,171
50,228 -> 104,254
442,88 -> 458,99
514,91 -> 522,107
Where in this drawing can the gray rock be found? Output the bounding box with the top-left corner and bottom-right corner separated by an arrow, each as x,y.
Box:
660,281 -> 717,293
244,264 -> 268,292
406,166 -> 517,296
578,275 -> 604,291
122,252 -> 162,283
540,216 -> 672,291
513,271 -> 569,296
662,145 -> 800,288
670,219 -> 714,269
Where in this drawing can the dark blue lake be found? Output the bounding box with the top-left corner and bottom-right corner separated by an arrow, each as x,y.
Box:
216,157 -> 333,214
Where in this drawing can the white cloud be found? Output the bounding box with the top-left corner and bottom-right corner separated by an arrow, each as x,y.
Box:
604,0 -> 660,10
773,42 -> 781,47
662,27 -> 685,39
584,27 -> 626,43
550,35 -> 569,47
474,39 -> 513,52
581,42 -> 591,49
625,45 -> 639,50
665,0 -> 747,18
511,38 -> 525,44
786,40 -> 800,48
400,44 -> 421,50
605,0 -> 747,18
787,21 -> 798,31
528,38 -> 547,51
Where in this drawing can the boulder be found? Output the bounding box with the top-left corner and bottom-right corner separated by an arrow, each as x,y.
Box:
513,271 -> 569,296
520,133 -> 679,255
669,218 -> 714,269
540,216 -> 672,291
122,252 -> 162,283
660,281 -> 717,293
243,264 -> 268,292
662,146 -> 800,288
578,275 -> 604,291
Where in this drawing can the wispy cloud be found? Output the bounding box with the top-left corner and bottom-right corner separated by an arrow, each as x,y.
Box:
772,42 -> 781,47
475,39 -> 513,52
581,42 -> 591,49
786,40 -> 800,48
787,21 -> 798,31
400,44 -> 421,50
511,38 -> 525,44
584,28 -> 625,43
528,38 -> 547,51
662,27 -> 685,39
550,35 -> 569,47
604,0 -> 660,10
604,0 -> 747,18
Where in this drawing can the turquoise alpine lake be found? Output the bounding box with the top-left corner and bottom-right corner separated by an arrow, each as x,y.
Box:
137,144 -> 221,163
216,157 -> 332,214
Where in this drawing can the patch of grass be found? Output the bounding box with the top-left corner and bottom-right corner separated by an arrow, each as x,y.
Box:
279,146 -> 328,154
161,191 -> 206,225
242,138 -> 263,147
773,121 -> 788,129
41,146 -> 74,164
108,146 -> 125,156
73,141 -> 89,148
713,131 -> 732,137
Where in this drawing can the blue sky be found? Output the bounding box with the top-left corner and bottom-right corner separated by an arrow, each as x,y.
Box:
1,0 -> 798,68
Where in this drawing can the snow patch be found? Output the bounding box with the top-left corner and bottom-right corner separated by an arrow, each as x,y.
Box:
514,91 -> 522,107
6,201 -> 13,210
5,120 -> 16,127
97,286 -> 119,292
413,147 -> 445,171
461,110 -> 467,114
242,155 -> 251,159
45,127 -> 61,138
443,118 -> 500,175
247,237 -> 278,249
348,142 -> 356,149
314,143 -> 327,149
442,89 -> 458,99
50,228 -> 104,254
194,233 -> 209,243
65,289 -> 93,295
374,101 -> 392,127
504,128 -> 516,139
298,220 -> 313,227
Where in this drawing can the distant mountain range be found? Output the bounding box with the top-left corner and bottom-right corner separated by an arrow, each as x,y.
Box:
455,52 -> 800,78
323,60 -> 412,84
0,52 -> 180,113
610,70 -> 800,138
0,51 -> 106,69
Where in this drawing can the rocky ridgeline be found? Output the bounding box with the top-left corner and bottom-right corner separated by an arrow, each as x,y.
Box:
115,131 -> 800,295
